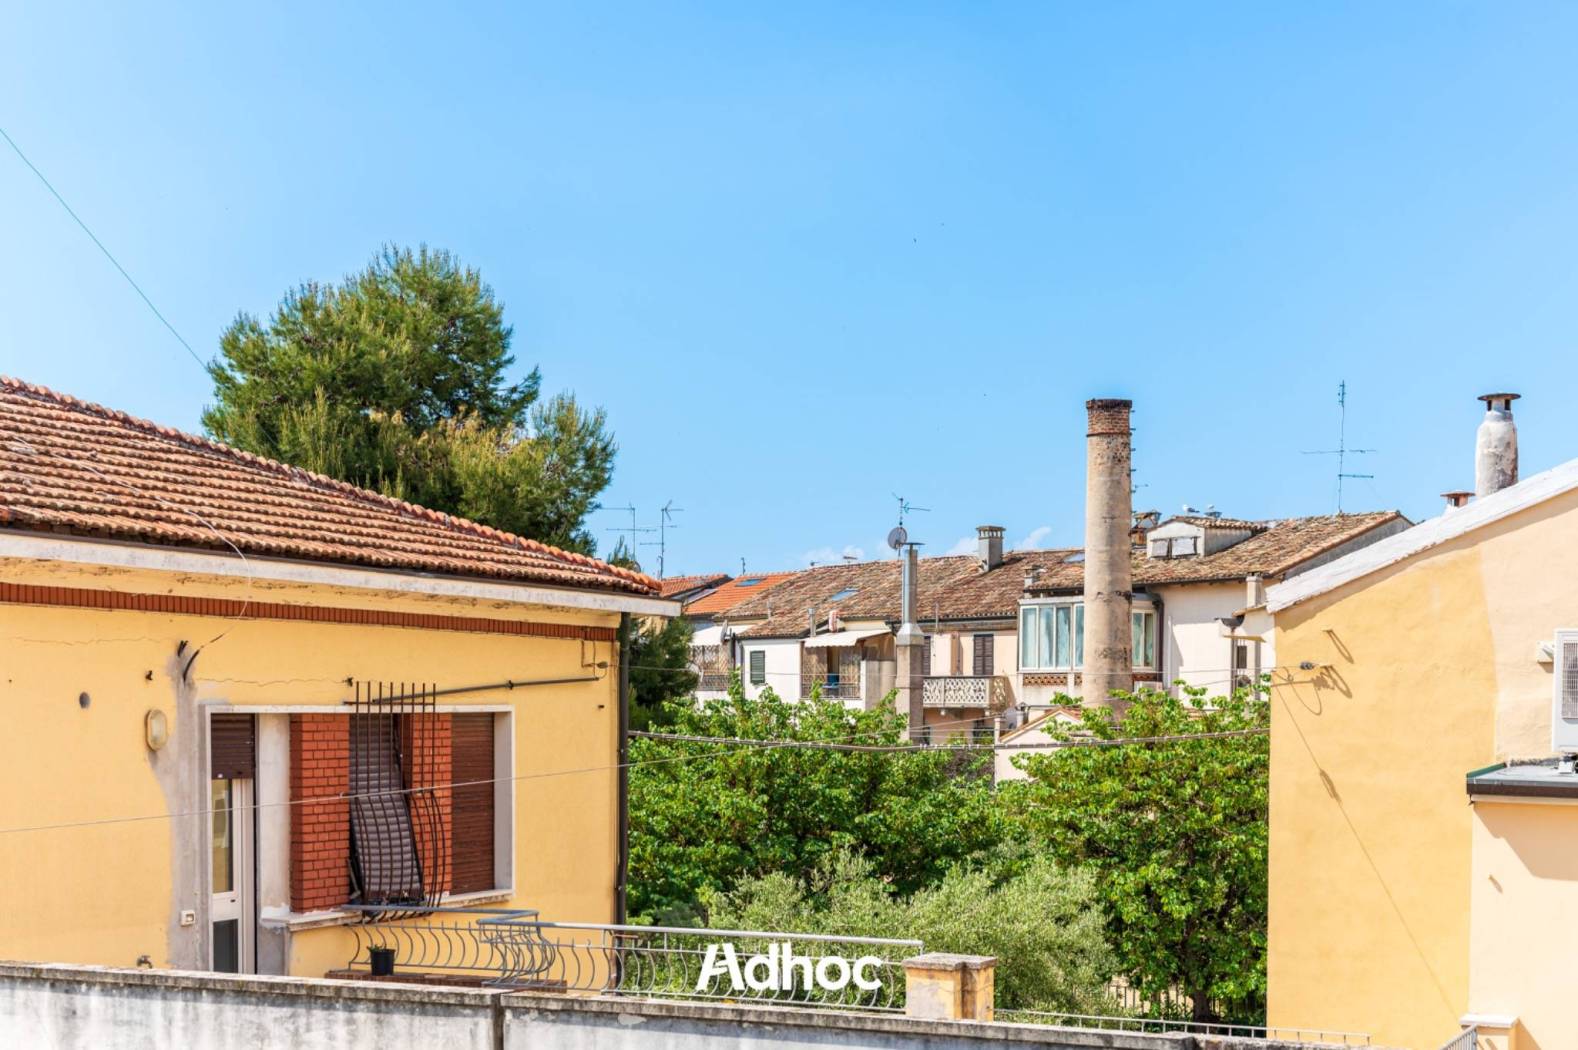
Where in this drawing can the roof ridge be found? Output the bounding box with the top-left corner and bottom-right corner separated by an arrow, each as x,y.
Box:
0,375 -> 658,594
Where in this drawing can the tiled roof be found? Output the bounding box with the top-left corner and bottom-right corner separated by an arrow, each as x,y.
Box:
1166,515 -> 1265,531
660,573 -> 731,599
684,571 -> 795,616
729,511 -> 1405,636
1124,511 -> 1406,588
0,377 -> 659,596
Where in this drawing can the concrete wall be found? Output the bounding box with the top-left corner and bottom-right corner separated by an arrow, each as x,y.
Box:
740,637 -> 802,700
0,963 -> 1360,1050
1265,489 -> 1578,1049
0,964 -> 501,1050
0,553 -> 625,977
1154,582 -> 1254,696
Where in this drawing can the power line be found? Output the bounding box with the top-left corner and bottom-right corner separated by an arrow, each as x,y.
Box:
631,728 -> 1268,753
0,125 -> 207,372
0,712 -> 993,838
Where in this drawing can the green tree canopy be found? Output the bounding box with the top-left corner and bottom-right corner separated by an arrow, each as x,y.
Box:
627,680 -> 1005,925
707,846 -> 1118,1013
204,245 -> 614,552
1007,685 -> 1270,1023
626,615 -> 699,731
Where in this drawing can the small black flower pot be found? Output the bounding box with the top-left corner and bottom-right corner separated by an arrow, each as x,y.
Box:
369,946 -> 397,977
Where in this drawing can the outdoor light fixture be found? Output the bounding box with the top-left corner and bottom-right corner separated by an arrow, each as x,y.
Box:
144,709 -> 169,751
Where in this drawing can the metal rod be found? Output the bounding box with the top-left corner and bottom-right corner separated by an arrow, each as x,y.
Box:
347,674 -> 602,705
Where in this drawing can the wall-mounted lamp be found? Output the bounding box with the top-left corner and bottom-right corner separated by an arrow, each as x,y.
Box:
145,709 -> 169,751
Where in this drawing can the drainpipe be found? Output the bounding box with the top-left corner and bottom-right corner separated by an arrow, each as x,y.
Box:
615,612 -> 631,925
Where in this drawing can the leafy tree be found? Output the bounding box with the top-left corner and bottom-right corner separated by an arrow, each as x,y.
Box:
1008,684 -> 1270,1023
627,615 -> 699,731
706,846 -> 1118,1012
627,680 -> 1005,925
204,245 -> 614,552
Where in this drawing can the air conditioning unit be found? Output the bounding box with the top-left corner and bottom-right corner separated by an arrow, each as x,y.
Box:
1553,630 -> 1578,753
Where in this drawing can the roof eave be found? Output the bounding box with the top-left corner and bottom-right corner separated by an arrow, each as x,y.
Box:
0,529 -> 677,616
1269,464 -> 1578,613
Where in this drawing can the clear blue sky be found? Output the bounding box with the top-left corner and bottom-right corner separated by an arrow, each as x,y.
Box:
6,3 -> 1578,576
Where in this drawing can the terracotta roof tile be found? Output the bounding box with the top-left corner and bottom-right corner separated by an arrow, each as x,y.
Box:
0,376 -> 659,596
684,572 -> 795,616
729,511 -> 1405,636
660,573 -> 731,599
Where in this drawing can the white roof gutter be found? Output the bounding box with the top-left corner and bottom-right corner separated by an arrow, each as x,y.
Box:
0,531 -> 679,618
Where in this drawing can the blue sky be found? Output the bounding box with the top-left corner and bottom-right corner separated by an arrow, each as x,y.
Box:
5,3 -> 1578,576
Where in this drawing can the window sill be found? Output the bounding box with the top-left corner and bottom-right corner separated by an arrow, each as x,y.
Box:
259,889 -> 515,932
441,888 -> 514,907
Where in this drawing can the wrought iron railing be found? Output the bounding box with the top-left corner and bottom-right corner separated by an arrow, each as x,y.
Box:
346,906 -> 558,985
343,907 -> 920,1011
922,675 -> 1011,709
801,673 -> 861,701
1436,1026 -> 1478,1050
995,1008 -> 1370,1045
698,671 -> 732,692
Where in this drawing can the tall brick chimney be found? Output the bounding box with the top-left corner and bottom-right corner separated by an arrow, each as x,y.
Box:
1083,399 -> 1133,706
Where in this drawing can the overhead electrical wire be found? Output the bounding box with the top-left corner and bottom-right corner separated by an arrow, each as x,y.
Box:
0,714 -> 1266,838
0,125 -> 206,371
0,712 -> 992,838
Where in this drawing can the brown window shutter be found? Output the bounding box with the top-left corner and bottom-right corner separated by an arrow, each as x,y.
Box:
973,634 -> 993,676
450,714 -> 496,894
921,637 -> 931,677
210,714 -> 256,780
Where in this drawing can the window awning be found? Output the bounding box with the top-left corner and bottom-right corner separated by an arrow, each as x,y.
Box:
804,627 -> 889,648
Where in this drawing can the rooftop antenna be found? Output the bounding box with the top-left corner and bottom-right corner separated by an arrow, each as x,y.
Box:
604,504 -> 655,564
1301,380 -> 1375,513
891,494 -> 930,556
640,499 -> 684,579
740,557 -> 747,575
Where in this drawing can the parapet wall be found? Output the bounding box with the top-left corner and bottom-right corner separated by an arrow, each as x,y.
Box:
0,962 -> 1364,1050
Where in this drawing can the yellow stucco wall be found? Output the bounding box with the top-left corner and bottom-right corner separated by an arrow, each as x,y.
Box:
1468,799 -> 1578,1050
1269,489 -> 1578,1049
1268,544 -> 1496,1048
0,554 -> 625,976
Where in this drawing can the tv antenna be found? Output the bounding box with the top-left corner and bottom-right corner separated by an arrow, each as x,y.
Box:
892,494 -> 930,530
1301,380 -> 1375,513
605,504 -> 655,566
640,500 -> 684,578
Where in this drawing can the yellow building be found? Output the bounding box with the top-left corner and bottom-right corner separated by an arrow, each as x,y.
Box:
1265,411 -> 1578,1049
0,378 -> 672,978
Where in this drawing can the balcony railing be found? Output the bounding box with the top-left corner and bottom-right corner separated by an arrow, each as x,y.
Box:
338,906 -> 919,1011
801,673 -> 861,701
922,675 -> 1010,709
697,671 -> 732,692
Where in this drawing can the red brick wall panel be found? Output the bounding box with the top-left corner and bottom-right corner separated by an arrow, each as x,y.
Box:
289,714 -> 351,912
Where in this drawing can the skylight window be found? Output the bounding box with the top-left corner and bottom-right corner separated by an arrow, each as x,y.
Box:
736,577 -> 765,587
828,587 -> 859,602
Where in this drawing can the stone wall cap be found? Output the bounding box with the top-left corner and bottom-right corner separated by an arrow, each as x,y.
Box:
903,952 -> 999,971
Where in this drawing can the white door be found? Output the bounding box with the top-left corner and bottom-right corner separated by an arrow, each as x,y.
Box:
210,777 -> 255,973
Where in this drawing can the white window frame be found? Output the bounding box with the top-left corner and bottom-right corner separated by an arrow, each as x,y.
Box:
1132,608 -> 1157,669
1018,600 -> 1156,672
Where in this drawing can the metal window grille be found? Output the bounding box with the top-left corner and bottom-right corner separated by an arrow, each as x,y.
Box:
348,682 -> 448,916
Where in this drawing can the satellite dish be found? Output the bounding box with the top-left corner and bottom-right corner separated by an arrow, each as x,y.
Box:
887,526 -> 908,550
